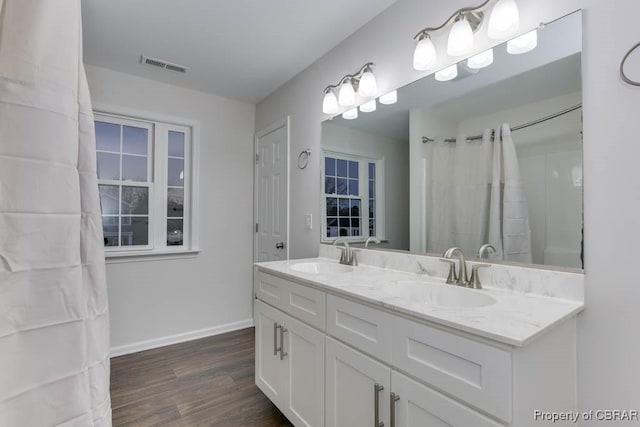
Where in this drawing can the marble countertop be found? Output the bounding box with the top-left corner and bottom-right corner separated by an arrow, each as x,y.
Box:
255,257 -> 584,347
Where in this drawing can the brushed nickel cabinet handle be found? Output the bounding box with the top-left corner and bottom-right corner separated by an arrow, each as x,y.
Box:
274,323 -> 281,356
390,392 -> 400,427
279,326 -> 288,360
374,383 -> 385,427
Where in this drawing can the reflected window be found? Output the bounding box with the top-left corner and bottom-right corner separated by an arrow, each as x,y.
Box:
323,153 -> 382,241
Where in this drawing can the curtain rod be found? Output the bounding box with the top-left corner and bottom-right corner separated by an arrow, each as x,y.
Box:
422,103 -> 583,144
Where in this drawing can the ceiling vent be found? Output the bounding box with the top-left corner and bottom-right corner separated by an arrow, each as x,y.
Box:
140,55 -> 189,73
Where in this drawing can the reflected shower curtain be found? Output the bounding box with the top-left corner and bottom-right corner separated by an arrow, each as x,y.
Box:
424,125 -> 532,262
0,1 -> 112,426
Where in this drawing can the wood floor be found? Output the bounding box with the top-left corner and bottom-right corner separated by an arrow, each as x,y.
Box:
110,327 -> 293,427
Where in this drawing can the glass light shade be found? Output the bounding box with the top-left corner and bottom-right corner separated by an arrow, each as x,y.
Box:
322,90 -> 339,114
435,64 -> 458,82
358,69 -> 377,97
359,99 -> 377,113
488,0 -> 520,40
447,16 -> 474,57
342,108 -> 358,120
379,90 -> 397,105
467,48 -> 494,69
413,35 -> 437,70
507,29 -> 537,54
338,79 -> 355,106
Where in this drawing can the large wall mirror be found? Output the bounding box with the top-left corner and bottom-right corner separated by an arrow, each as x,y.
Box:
321,11 -> 583,271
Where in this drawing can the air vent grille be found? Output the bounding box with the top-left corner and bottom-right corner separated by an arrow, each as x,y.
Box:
140,55 -> 189,73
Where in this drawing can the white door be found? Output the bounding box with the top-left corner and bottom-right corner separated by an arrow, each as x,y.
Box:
326,337 -> 391,427
255,301 -> 287,408
255,118 -> 289,262
285,315 -> 325,427
391,371 -> 502,427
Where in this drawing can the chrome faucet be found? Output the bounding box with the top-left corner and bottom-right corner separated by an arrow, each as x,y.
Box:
333,239 -> 357,266
364,237 -> 381,248
442,247 -> 468,286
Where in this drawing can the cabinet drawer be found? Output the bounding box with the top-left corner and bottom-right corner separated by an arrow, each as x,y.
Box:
392,316 -> 512,422
326,295 -> 394,364
256,272 -> 326,331
286,280 -> 326,331
255,272 -> 289,312
391,371 -> 503,427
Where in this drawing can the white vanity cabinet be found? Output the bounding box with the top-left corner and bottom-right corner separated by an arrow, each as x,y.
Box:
255,300 -> 325,427
254,269 -> 579,427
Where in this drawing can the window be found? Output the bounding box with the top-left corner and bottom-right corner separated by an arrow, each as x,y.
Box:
95,112 -> 196,255
322,152 -> 383,241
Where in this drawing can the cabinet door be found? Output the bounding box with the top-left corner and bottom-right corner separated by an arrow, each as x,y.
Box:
391,371 -> 503,427
284,315 -> 325,427
255,300 -> 287,407
326,337 -> 391,427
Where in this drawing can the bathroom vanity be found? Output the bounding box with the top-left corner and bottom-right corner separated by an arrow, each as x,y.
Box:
254,245 -> 584,427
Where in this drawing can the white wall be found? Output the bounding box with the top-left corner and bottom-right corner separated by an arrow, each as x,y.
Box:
322,122 -> 409,249
460,92 -> 583,268
86,65 -> 256,353
255,0 -> 640,421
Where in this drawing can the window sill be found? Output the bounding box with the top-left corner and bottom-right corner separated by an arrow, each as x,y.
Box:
104,248 -> 200,264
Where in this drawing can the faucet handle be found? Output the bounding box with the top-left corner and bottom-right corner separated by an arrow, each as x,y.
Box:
439,258 -> 458,284
468,263 -> 491,289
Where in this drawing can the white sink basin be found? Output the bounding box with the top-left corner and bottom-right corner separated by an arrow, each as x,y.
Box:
290,262 -> 355,275
381,280 -> 496,308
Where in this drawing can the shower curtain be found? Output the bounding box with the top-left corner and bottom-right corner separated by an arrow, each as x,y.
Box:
0,1 -> 112,426
424,124 -> 532,263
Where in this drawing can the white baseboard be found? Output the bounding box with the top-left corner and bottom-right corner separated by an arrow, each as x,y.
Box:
109,318 -> 254,358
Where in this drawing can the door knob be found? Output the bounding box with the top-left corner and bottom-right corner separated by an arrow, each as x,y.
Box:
275,242 -> 285,250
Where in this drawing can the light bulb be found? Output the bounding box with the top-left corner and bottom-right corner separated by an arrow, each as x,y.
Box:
360,99 -> 376,113
413,34 -> 437,70
488,0 -> 520,40
342,108 -> 358,120
358,68 -> 377,97
467,48 -> 494,69
507,29 -> 537,54
435,64 -> 458,82
338,78 -> 355,106
322,90 -> 339,114
379,90 -> 397,105
447,15 -> 474,57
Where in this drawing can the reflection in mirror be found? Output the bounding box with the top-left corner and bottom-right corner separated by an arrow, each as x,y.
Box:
321,11 -> 583,270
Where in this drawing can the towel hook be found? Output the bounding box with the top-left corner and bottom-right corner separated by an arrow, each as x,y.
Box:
620,41 -> 640,87
297,149 -> 311,169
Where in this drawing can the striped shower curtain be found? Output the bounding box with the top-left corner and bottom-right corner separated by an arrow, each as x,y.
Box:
0,1 -> 112,425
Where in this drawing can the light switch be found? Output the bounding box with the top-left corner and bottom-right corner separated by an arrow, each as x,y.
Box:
304,213 -> 312,230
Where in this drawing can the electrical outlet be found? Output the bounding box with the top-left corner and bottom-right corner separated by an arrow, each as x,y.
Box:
304,213 -> 312,230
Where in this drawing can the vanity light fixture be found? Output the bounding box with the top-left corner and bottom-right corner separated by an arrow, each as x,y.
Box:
358,64 -> 378,97
412,0 -> 520,71
322,88 -> 339,114
413,34 -> 437,70
507,29 -> 537,54
447,14 -> 475,56
379,90 -> 397,105
338,77 -> 356,106
322,62 -> 377,114
342,108 -> 358,120
360,99 -> 377,113
487,0 -> 520,39
435,64 -> 458,81
467,48 -> 494,69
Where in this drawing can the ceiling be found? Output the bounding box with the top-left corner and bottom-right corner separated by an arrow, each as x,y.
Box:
81,0 -> 398,104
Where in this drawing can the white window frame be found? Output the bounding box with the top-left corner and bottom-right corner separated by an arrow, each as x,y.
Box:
321,150 -> 385,243
94,106 -> 200,262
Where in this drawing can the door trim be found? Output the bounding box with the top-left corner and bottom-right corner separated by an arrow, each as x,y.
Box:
254,117 -> 290,262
